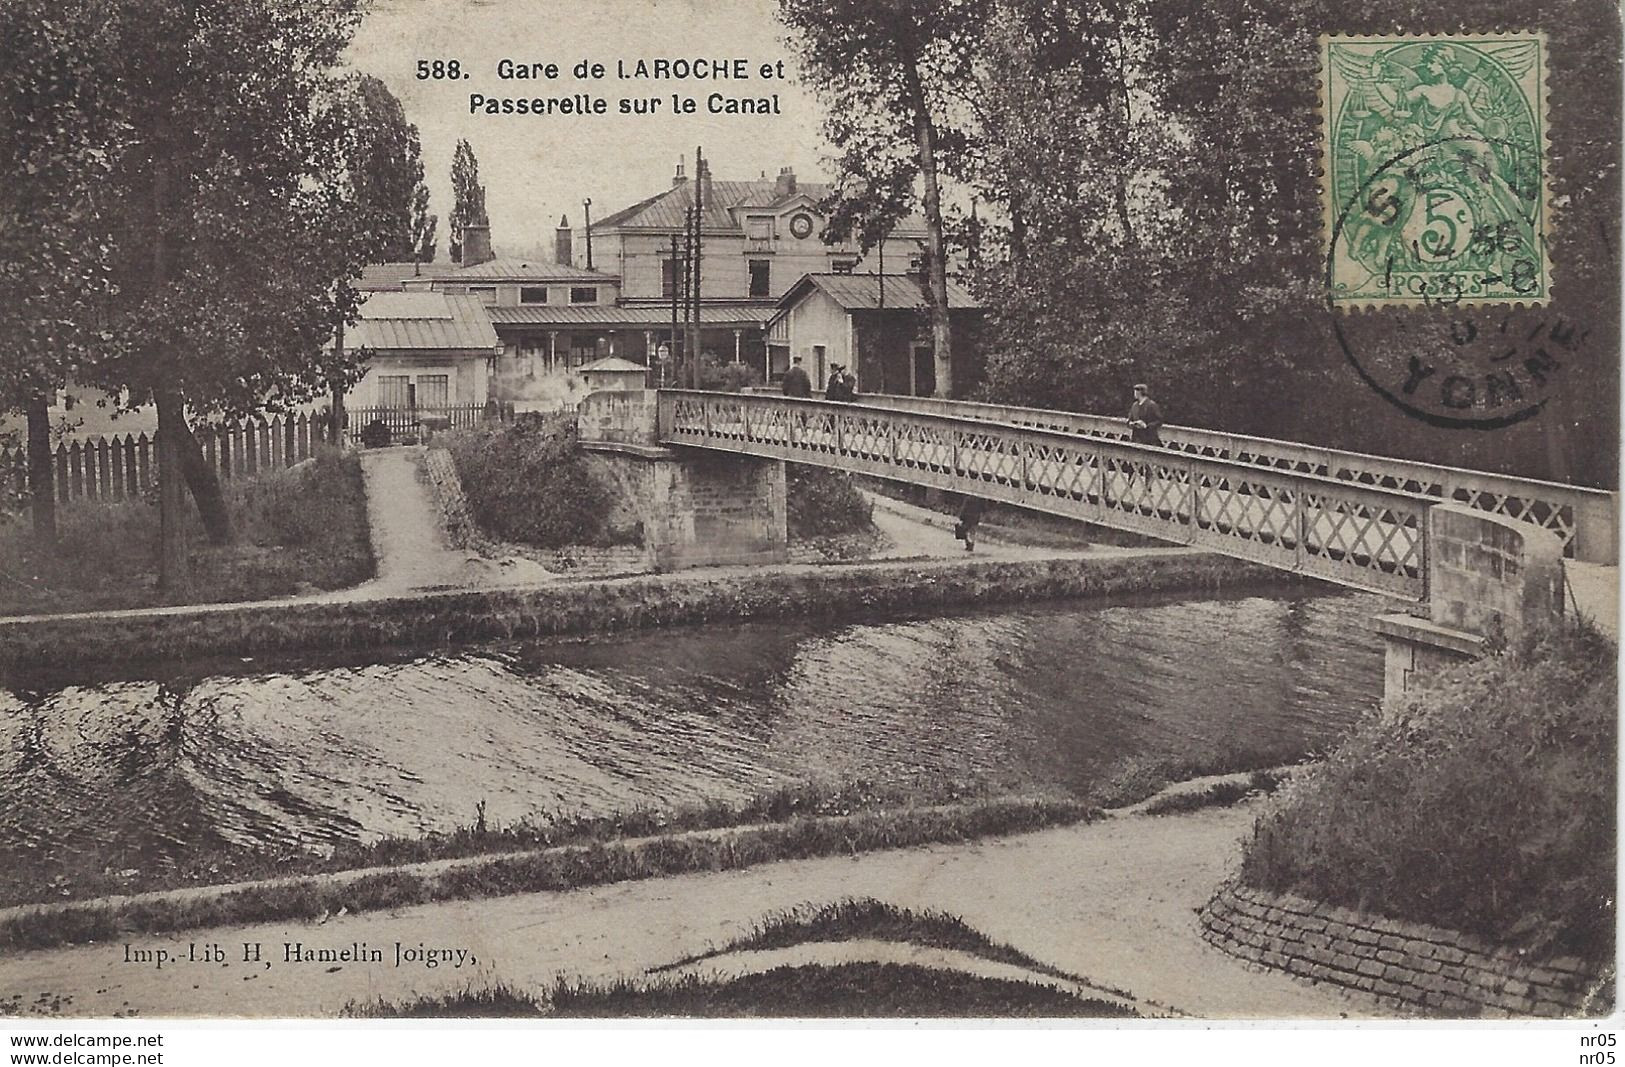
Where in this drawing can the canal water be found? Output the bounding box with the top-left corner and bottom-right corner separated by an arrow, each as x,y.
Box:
0,589 -> 1385,879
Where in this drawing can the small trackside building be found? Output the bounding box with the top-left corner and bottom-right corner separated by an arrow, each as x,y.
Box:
765,273 -> 986,397
343,291 -> 500,413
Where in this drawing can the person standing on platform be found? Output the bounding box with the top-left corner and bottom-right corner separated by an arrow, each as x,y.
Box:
782,355 -> 812,398
826,364 -> 854,401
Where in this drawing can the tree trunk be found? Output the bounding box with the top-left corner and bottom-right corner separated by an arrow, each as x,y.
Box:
903,59 -> 954,399
26,392 -> 55,545
155,385 -> 190,597
331,312 -> 347,447
150,129 -> 188,595
175,416 -> 231,544
1108,12 -> 1138,247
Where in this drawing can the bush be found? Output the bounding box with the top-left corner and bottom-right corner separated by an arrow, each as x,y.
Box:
359,419 -> 391,448
786,463 -> 873,539
695,352 -> 760,393
1240,623 -> 1616,962
442,415 -> 636,549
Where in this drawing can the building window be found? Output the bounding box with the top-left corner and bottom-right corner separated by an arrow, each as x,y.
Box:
747,216 -> 773,241
520,286 -> 548,304
416,374 -> 450,407
749,259 -> 771,298
377,375 -> 411,409
831,258 -> 858,274
662,258 -> 679,299
469,286 -> 498,305
569,286 -> 597,304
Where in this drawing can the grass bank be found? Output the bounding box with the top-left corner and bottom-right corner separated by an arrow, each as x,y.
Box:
0,549 -> 1289,673
0,792 -> 1096,954
657,897 -> 1083,985
348,962 -> 1138,1018
0,450 -> 372,616
0,779 -> 1003,909
1240,623 -> 1616,964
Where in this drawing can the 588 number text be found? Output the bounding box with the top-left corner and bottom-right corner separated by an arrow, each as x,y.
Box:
416,60 -> 467,80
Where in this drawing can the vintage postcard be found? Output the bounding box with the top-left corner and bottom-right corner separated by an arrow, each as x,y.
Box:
0,0 -> 1617,1054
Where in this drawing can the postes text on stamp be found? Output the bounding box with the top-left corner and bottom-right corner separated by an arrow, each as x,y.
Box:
1323,34 -> 1548,308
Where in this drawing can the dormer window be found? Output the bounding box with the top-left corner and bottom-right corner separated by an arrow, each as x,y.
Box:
569,286 -> 598,304
747,216 -> 774,241
520,286 -> 548,304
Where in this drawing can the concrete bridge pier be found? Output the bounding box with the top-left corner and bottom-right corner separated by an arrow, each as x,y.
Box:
576,390 -> 788,571
1376,504 -> 1566,710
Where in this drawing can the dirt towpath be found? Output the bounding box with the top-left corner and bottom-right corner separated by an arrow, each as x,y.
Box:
344,446 -> 551,595
0,804 -> 1378,1020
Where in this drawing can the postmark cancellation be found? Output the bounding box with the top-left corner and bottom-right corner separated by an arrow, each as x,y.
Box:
1321,33 -> 1550,308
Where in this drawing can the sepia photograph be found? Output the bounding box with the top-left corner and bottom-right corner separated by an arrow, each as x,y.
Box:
0,0 -> 1618,1049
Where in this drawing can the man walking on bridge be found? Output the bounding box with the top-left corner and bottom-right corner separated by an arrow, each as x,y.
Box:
1127,383 -> 1164,446
782,355 -> 812,398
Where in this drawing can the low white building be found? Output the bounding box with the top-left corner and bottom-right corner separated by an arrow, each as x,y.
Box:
343,291 -> 501,415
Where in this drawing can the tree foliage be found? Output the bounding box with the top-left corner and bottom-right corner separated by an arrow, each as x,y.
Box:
343,73 -> 436,263
448,137 -> 487,264
1,0 -> 380,586
780,0 -> 988,396
964,0 -> 1618,485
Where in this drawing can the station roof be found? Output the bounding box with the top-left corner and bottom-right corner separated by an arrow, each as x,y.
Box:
443,258 -> 617,282
776,273 -> 983,313
485,304 -> 778,328
348,292 -> 499,352
355,261 -> 461,292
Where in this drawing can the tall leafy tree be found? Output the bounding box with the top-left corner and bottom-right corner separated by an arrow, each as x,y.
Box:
0,0 -> 121,538
974,0 -> 1617,485
780,0 -> 987,397
344,73 -> 436,263
50,0 -> 377,593
448,137 -> 486,264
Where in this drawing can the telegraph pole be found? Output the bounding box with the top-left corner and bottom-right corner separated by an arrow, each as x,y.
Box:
687,146 -> 704,388
669,231 -> 681,388
683,206 -> 696,387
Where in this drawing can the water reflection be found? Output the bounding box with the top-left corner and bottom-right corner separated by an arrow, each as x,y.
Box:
0,590 -> 1386,875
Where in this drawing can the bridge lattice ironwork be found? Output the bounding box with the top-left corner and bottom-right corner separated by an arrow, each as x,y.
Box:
853,394 -> 1615,563
659,391 -> 1434,600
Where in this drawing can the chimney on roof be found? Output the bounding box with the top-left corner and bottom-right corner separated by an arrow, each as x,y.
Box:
672,159 -> 688,187
461,210 -> 494,267
774,166 -> 797,199
555,214 -> 573,267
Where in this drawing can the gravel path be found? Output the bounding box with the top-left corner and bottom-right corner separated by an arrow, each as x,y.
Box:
0,804 -> 1379,1020
341,446 -> 551,596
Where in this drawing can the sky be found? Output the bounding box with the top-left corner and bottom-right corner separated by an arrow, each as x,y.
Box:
347,0 -> 833,259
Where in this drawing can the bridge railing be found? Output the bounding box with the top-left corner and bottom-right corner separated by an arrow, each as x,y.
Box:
658,390 -> 1435,600
853,394 -> 1616,563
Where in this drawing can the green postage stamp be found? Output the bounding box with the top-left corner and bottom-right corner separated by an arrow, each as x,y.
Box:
1322,34 -> 1549,307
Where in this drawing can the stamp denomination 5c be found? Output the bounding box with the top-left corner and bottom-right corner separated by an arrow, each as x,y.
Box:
1322,34 -> 1549,308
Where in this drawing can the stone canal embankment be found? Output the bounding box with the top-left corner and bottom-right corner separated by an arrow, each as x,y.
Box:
0,548 -> 1296,673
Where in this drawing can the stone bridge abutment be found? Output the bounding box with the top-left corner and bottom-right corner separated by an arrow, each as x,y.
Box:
576,390 -> 787,572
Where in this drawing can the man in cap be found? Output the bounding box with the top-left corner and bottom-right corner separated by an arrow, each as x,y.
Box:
1127,383 -> 1164,446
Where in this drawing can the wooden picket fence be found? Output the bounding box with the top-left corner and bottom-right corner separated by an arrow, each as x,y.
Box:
0,411 -> 335,507
346,402 -> 513,443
